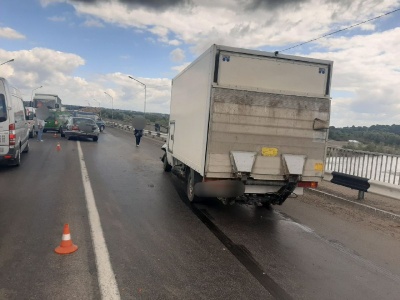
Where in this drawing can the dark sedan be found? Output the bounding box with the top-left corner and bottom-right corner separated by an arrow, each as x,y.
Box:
61,117 -> 100,142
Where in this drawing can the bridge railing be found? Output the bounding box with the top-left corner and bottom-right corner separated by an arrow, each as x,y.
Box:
325,147 -> 400,200
326,147 -> 400,185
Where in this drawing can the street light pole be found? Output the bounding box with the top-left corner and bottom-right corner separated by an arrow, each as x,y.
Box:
128,75 -> 146,117
0,59 -> 14,66
31,85 -> 43,105
104,91 -> 114,120
93,99 -> 101,118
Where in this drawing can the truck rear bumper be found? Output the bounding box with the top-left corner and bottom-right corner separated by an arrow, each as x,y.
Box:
245,185 -> 303,195
194,179 -> 304,197
194,176 -> 301,205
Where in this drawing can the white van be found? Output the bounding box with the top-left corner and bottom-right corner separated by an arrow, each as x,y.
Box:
0,78 -> 30,166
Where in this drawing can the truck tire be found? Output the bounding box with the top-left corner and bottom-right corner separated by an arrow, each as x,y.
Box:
186,168 -> 202,203
162,154 -> 172,172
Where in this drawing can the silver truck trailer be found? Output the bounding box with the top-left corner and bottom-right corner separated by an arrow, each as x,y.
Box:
162,44 -> 333,206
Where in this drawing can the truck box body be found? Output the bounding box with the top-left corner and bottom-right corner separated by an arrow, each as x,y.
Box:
167,45 -> 332,204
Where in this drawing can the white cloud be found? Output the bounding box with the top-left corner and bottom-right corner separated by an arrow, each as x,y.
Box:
170,48 -> 185,62
17,0 -> 400,124
307,27 -> 400,126
83,19 -> 104,28
65,0 -> 400,54
168,39 -> 181,46
171,62 -> 190,73
0,48 -> 171,113
0,27 -> 26,40
48,16 -> 66,22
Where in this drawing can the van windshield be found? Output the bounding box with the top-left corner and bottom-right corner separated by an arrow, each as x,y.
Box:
0,94 -> 7,122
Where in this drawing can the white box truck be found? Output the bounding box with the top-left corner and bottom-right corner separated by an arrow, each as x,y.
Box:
162,45 -> 333,206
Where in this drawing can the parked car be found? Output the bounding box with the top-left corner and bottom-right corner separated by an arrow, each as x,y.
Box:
61,117 -> 100,142
72,111 -> 105,132
0,77 -> 30,166
96,118 -> 106,132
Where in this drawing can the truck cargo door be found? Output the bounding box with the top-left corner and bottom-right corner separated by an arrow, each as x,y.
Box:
168,121 -> 175,153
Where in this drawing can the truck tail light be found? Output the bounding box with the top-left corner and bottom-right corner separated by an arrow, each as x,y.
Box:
9,123 -> 16,145
297,181 -> 318,188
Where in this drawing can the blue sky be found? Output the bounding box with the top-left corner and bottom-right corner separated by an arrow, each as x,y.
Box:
0,0 -> 400,127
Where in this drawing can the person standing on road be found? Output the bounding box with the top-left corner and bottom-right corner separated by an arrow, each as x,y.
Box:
134,128 -> 143,147
37,118 -> 45,141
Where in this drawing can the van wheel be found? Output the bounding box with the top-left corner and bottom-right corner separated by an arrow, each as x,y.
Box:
23,142 -> 29,153
12,150 -> 21,166
186,168 -> 202,203
162,154 -> 172,172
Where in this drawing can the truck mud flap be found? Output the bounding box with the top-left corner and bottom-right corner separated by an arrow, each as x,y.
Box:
194,180 -> 245,198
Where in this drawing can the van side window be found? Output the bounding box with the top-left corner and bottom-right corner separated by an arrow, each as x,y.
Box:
12,95 -> 25,123
0,94 -> 7,122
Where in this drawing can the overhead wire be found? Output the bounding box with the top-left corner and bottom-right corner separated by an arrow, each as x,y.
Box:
279,7 -> 400,53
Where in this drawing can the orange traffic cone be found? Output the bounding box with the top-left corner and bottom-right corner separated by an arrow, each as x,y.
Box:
55,224 -> 78,255
56,142 -> 61,152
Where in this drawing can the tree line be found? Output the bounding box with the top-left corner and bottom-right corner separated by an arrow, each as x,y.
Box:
329,125 -> 400,154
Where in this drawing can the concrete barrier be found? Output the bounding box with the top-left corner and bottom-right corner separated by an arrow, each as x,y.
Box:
368,180 -> 400,200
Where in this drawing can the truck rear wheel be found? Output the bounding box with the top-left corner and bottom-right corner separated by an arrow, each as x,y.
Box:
187,168 -> 202,203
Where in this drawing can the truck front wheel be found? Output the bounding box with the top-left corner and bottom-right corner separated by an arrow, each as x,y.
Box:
187,168 -> 202,203
162,154 -> 172,172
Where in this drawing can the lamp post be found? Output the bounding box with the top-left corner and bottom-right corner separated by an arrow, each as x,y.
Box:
0,59 -> 14,66
93,99 -> 101,118
128,75 -> 146,117
104,91 -> 114,120
31,85 -> 43,105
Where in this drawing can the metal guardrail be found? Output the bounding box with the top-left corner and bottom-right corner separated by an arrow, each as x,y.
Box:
326,147 -> 400,186
106,121 -> 168,140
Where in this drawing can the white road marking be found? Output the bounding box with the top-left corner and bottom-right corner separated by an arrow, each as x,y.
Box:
78,141 -> 121,300
310,188 -> 400,221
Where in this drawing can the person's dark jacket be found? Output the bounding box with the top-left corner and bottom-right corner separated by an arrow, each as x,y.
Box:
134,129 -> 143,137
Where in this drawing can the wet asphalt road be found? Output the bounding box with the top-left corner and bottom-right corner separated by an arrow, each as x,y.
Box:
0,127 -> 399,300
